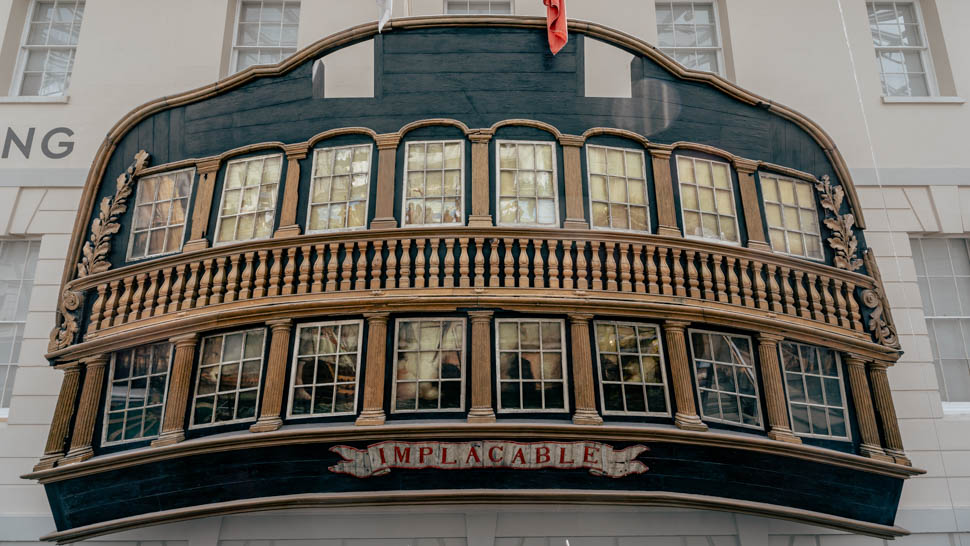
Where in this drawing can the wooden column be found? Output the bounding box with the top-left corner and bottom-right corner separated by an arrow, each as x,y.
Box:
33,362 -> 81,471
356,312 -> 390,425
152,333 -> 200,447
869,360 -> 911,465
370,134 -> 401,230
467,131 -> 494,227
251,319 -> 293,432
467,310 -> 496,422
559,135 -> 589,229
663,320 -> 707,431
184,158 -> 221,252
274,143 -> 309,239
734,158 -> 772,252
60,355 -> 109,465
649,149 -> 682,237
569,313 -> 603,425
845,355 -> 894,462
756,334 -> 801,443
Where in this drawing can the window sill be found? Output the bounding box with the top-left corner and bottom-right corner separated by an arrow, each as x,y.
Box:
942,401 -> 970,417
881,96 -> 965,104
0,95 -> 70,104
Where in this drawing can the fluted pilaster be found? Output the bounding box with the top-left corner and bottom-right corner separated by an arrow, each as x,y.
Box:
250,319 -> 293,432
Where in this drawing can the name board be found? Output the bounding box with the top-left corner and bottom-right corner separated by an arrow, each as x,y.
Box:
329,440 -> 649,478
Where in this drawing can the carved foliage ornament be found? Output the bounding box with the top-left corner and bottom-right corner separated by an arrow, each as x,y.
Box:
861,250 -> 900,349
48,289 -> 82,352
814,175 -> 863,272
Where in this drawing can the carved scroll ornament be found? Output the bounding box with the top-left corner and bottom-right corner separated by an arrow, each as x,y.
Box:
48,289 -> 82,352
815,175 -> 863,272
861,250 -> 900,349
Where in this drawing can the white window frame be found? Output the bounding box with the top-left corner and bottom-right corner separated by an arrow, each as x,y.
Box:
230,0 -> 301,75
585,144 -> 651,234
125,167 -> 196,261
0,238 -> 40,418
189,328 -> 267,429
305,144 -> 373,234
401,140 -> 466,228
495,139 -> 560,228
391,317 -> 467,413
866,1 -> 938,97
688,328 -> 763,430
593,321 -> 671,417
655,1 -> 725,77
444,0 -> 514,14
494,318 -> 569,414
778,341 -> 852,441
213,153 -> 283,246
286,319 -> 364,419
9,0 -> 84,97
676,155 -> 741,246
758,172 -> 824,262
102,342 -> 173,447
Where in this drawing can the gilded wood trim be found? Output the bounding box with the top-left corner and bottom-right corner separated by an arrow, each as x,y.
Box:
184,161 -> 221,251
490,118 -> 562,138
756,334 -> 800,444
34,362 -> 81,471
151,334 -> 199,447
60,355 -> 108,465
468,131 -> 493,227
467,310 -> 496,422
558,135 -> 588,229
568,313 -> 602,425
662,320 -> 706,431
736,162 -> 771,252
845,355 -> 893,462
649,149 -> 681,237
868,361 -> 911,466
274,143 -> 309,238
356,313 -> 390,426
251,319 -> 294,432
370,134 -> 401,229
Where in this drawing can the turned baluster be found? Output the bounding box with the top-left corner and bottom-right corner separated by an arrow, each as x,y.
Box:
371,240 -> 384,290
713,255 -> 728,303
562,240 -> 574,290
645,245 -> 658,294
822,277 -> 838,325
210,257 -> 227,305
533,239 -> 545,289
141,270 -> 160,319
766,264 -> 783,313
239,252 -> 255,299
384,240 -> 398,290
658,247 -> 672,295
128,273 -> 147,321
269,248 -> 284,296
443,238 -> 456,288
846,281 -> 863,331
339,243 -> 353,292
618,242 -> 632,292
458,238 -> 469,288
224,255 -> 240,303
355,242 -> 368,290
576,241 -> 589,290
547,240 -> 560,289
474,237 -> 486,288
115,276 -> 134,326
793,270 -> 810,318
488,238 -> 500,287
752,261 -> 768,311
807,273 -> 824,322
324,243 -> 339,291
834,279 -> 851,329
780,266 -> 796,315
590,241 -> 603,291
518,238 -> 530,288
671,248 -> 685,297
428,238 -> 441,288
739,258 -> 754,308
413,239 -> 426,289
698,252 -> 713,300
253,251 -> 268,298
153,266 -> 172,314
297,245 -> 312,294
604,241 -> 618,291
503,238 -> 515,288
168,264 -> 186,313
88,284 -> 107,334
281,247 -> 297,295
685,250 -> 700,298
182,263 -> 199,310
632,243 -> 645,293
399,239 -> 412,289
99,282 -> 118,331
726,257 -> 740,305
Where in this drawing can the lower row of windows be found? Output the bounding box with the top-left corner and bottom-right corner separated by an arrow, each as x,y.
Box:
102,317 -> 851,446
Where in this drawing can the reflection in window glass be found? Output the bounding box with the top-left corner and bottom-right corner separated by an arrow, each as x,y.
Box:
689,330 -> 762,428
233,0 -> 300,73
393,319 -> 465,411
104,342 -> 172,445
587,145 -> 649,231
0,239 -> 40,413
128,169 -> 194,260
403,141 -> 463,226
760,173 -> 823,260
215,154 -> 282,243
16,0 -> 84,96
289,320 -> 362,417
677,156 -> 739,243
497,141 -> 557,226
308,145 -> 371,231
779,341 -> 849,439
594,322 -> 669,415
445,0 -> 512,14
655,1 -> 722,75
496,319 -> 567,412
192,329 -> 265,427
866,2 -> 931,97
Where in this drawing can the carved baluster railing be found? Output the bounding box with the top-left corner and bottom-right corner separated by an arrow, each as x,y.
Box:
414,238 -> 427,289
128,273 -> 147,320
88,284 -> 107,334
141,271 -> 159,319
224,255 -> 240,303
253,251 -> 268,298
324,243 -> 338,291
488,238 -> 500,287
834,279 -> 851,329
153,266 -> 172,314
428,238 -> 441,289
632,243 -> 645,293
168,264 -> 186,312
793,270 -> 810,319
726,257 -> 740,305
268,248 -> 284,296
371,240 -> 384,290
297,245 -> 312,294
533,239 -> 545,289
458,238 -> 470,288
671,248 -> 685,297
766,264 -> 783,313
399,239 -> 412,289
209,257 -> 227,305
576,240 -> 589,290
658,247 -> 672,295
807,273 -> 824,322
355,242 -> 368,290
822,277 -> 838,325
604,241 -> 617,291
474,237 -> 486,288
619,242 -> 632,292
590,241 -> 603,291
685,250 -> 700,298
182,263 -> 199,310
339,243 -> 353,292
739,258 -> 754,308
384,240 -> 398,290
444,238 -> 456,288
562,240 -> 574,290
752,261 -> 768,311
238,252 -> 254,300
502,238 -> 515,288
547,239 -> 560,289
780,266 -> 796,315
115,276 -> 135,326
517,238 -> 530,288
699,252 -> 713,301
100,281 -> 118,331
713,255 -> 728,303
645,244 -> 658,295
846,281 -> 863,331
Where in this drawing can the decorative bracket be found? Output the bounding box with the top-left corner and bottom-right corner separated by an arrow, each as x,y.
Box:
815,175 -> 863,272
48,289 -> 83,352
861,250 -> 900,350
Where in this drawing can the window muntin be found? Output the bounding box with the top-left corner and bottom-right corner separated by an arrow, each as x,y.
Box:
496,319 -> 568,413
403,141 -> 464,227
594,321 -> 669,416
127,168 -> 194,260
215,154 -> 282,244
191,329 -> 265,428
307,144 -> 372,232
587,145 -> 650,232
0,239 -> 40,414
912,237 -> 970,402
867,2 -> 933,97
656,1 -> 723,76
232,0 -> 300,74
289,320 -> 363,417
689,330 -> 762,428
677,156 -> 739,243
104,342 -> 172,445
392,318 -> 466,412
445,0 -> 512,14
760,173 -> 823,260
13,0 -> 84,96
779,341 -> 850,440
496,141 -> 558,227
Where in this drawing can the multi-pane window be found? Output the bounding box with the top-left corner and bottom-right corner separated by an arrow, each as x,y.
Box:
912,238 -> 970,402
14,0 -> 84,96
779,341 -> 849,440
867,2 -> 932,97
689,330 -> 762,428
594,321 -> 669,415
232,0 -> 300,73
403,141 -> 464,226
656,1 -> 723,75
307,145 -> 371,232
215,154 -> 282,244
192,329 -> 265,428
289,320 -> 362,417
0,240 -> 40,414
497,141 -> 558,226
128,169 -> 194,260
445,0 -> 512,14
677,156 -> 739,243
496,319 -> 567,412
393,318 -> 465,412
587,145 -> 649,231
760,173 -> 823,260
104,343 -> 172,445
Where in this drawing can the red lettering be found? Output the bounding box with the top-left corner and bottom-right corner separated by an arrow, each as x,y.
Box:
466,446 -> 481,464
441,446 -> 456,465
511,447 -> 526,465
535,446 -> 550,464
378,447 -> 387,465
489,445 -> 504,463
583,446 -> 600,464
394,446 -> 411,464
559,446 -> 575,464
419,446 -> 434,464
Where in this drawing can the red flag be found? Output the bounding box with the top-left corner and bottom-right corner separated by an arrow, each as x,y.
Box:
543,0 -> 567,55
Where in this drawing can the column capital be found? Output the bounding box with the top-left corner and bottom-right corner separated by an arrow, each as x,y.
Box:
468,310 -> 494,322
283,142 -> 309,159
468,130 -> 494,144
557,134 -> 586,147
845,354 -> 869,368
567,312 -> 594,323
55,361 -> 81,373
648,147 -> 673,160
196,158 -> 222,174
733,158 -> 761,173
267,318 -> 293,331
662,320 -> 691,331
376,133 -> 401,150
868,360 -> 892,371
364,312 -> 391,323
80,354 -> 109,368
169,333 -> 200,347
757,333 -> 786,344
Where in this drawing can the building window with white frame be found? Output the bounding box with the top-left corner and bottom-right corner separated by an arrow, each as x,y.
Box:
496,319 -> 567,412
191,329 -> 265,428
403,141 -> 464,227
289,320 -> 362,417
104,342 -> 172,445
911,237 -> 970,403
393,318 -> 465,412
445,0 -> 512,14
594,321 -> 669,415
13,0 -> 84,96
760,173 -> 823,260
215,154 -> 282,244
779,341 -> 850,439
232,0 -> 300,74
0,239 -> 40,416
128,169 -> 194,260
677,156 -> 739,243
867,2 -> 933,97
655,1 -> 723,76
689,330 -> 762,428
307,144 -> 371,232
587,145 -> 650,232
497,141 -> 558,226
